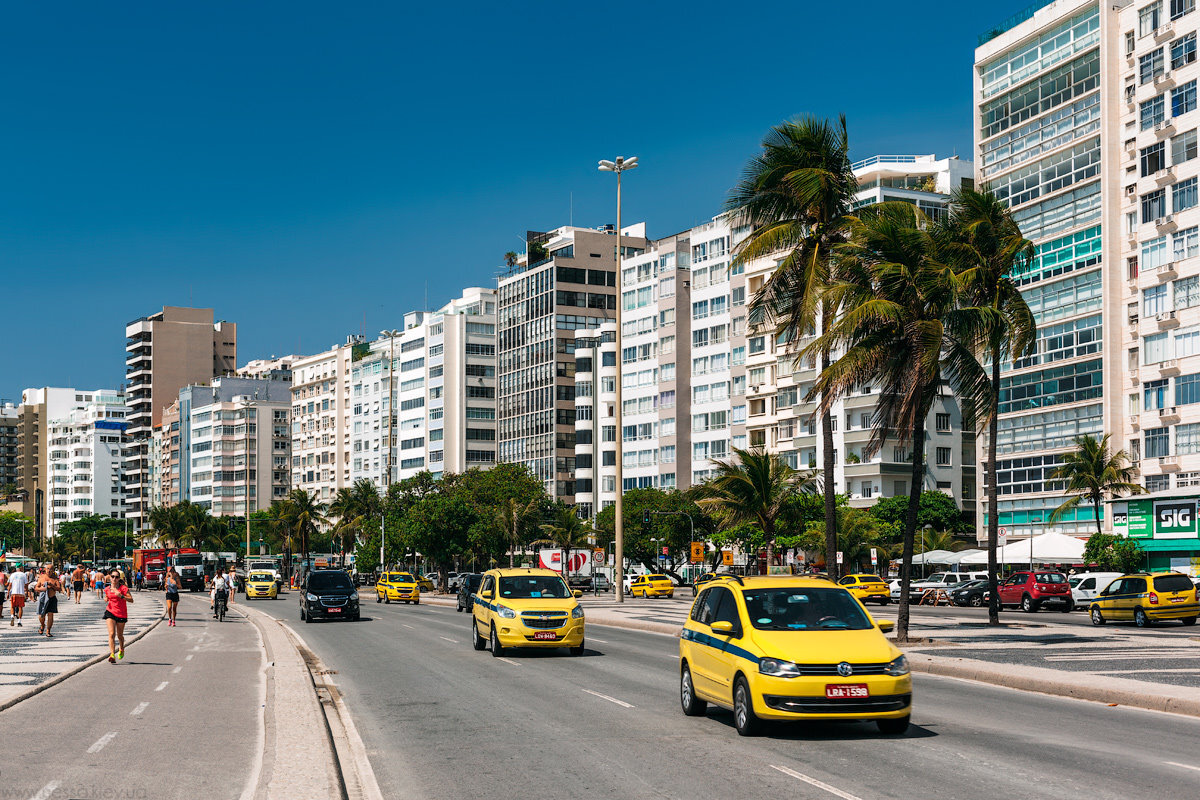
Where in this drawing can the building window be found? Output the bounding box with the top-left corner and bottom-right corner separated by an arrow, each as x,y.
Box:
1146,426 -> 1171,458
1177,275 -> 1200,309
1146,473 -> 1171,492
1141,1 -> 1163,36
1173,33 -> 1198,71
1176,178 -> 1199,212
935,447 -> 952,467
935,413 -> 951,432
1174,80 -> 1198,117
1174,129 -> 1199,164
1142,95 -> 1166,130
1141,47 -> 1165,84
1174,226 -> 1200,260
1172,0 -> 1195,20
1177,422 -> 1200,454
1145,378 -> 1169,410
1142,142 -> 1167,176
1143,188 -> 1168,222
1145,331 -> 1171,363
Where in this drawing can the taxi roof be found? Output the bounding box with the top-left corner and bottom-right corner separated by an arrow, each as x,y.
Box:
486,567 -> 563,578
713,575 -> 837,590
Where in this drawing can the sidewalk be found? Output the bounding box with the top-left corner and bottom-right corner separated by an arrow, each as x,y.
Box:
0,586 -> 162,707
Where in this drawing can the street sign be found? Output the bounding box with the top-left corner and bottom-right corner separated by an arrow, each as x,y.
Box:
869,548 -> 877,564
836,551 -> 843,565
662,546 -> 669,555
594,548 -> 605,562
722,549 -> 733,566
690,542 -> 705,564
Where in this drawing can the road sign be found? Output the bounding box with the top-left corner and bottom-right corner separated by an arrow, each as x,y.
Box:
999,527 -> 1007,538
662,546 -> 669,555
690,542 -> 705,564
836,551 -> 843,565
722,549 -> 733,566
870,548 -> 877,564
593,548 -> 605,562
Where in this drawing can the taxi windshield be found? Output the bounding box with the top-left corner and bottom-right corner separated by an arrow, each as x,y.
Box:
387,573 -> 414,583
742,587 -> 873,631
498,576 -> 570,599
650,575 -> 671,582
248,573 -> 274,582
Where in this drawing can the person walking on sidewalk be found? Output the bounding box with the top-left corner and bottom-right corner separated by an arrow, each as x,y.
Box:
0,567 -> 7,621
35,567 -> 61,637
8,565 -> 28,627
71,565 -> 85,604
104,572 -> 133,663
164,568 -> 181,626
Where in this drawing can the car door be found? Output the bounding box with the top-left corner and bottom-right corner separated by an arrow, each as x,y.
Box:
1075,577 -> 1096,604
686,588 -> 722,699
693,586 -> 743,704
473,574 -> 495,635
1121,577 -> 1147,620
998,574 -> 1024,605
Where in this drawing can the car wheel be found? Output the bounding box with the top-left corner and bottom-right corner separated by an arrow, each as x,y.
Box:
1090,607 -> 1105,625
1060,600 -> 1074,613
414,599 -> 420,605
471,619 -> 486,651
351,613 -> 360,622
385,596 -> 391,604
877,715 -> 910,735
1021,595 -> 1036,612
304,609 -> 312,624
733,676 -> 761,737
1184,616 -> 1198,626
299,607 -> 305,621
680,663 -> 707,717
1135,607 -> 1151,628
969,595 -> 983,607
692,587 -> 697,597
376,594 -> 381,604
490,625 -> 504,657
879,598 -> 889,606
569,639 -> 585,657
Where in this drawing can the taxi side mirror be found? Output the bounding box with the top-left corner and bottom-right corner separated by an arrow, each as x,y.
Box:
573,590 -> 583,598
877,620 -> 895,634
710,620 -> 736,635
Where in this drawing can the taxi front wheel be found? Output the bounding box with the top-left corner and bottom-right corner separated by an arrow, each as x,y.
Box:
877,715 -> 910,735
733,677 -> 761,736
471,619 -> 487,650
490,625 -> 505,657
570,639 -> 585,656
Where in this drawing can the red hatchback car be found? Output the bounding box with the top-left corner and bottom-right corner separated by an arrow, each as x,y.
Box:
997,570 -> 1073,612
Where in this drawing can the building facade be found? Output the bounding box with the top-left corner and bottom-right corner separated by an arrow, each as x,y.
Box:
45,392 -> 128,539
0,402 -> 18,493
291,337 -> 361,503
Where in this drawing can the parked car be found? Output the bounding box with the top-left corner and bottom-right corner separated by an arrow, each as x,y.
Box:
909,571 -> 988,599
997,570 -> 1073,612
837,574 -> 891,605
568,575 -> 594,592
446,572 -> 461,592
417,575 -> 436,592
299,569 -> 360,622
1089,572 -> 1199,627
630,574 -> 675,598
888,579 -> 903,600
1069,572 -> 1123,607
948,579 -> 990,607
456,573 -> 483,613
692,572 -> 718,597
592,574 -> 612,593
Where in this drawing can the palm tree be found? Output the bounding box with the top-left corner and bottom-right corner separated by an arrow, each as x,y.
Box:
497,497 -> 539,568
806,202 -> 984,641
728,116 -> 858,579
1048,434 -> 1146,538
537,505 -> 594,580
279,489 -> 328,576
942,188 -> 1037,625
503,251 -> 519,268
694,448 -> 818,570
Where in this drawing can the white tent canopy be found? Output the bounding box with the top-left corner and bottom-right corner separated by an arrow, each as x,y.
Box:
909,549 -> 955,565
958,532 -> 1086,565
944,549 -> 984,565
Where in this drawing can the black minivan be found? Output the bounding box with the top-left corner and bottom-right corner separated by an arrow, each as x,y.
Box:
456,573 -> 483,613
300,569 -> 360,622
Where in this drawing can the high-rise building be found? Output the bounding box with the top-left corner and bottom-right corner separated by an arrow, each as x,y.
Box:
291,337 -> 362,502
45,392 -> 129,539
16,388 -> 98,543
0,402 -> 18,493
498,224 -> 647,500
124,306 -> 237,529
975,0 -> 1114,539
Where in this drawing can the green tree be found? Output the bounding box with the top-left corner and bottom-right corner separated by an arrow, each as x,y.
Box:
0,511 -> 33,552
867,491 -> 971,534
496,497 -> 540,568
401,488 -> 477,588
787,507 -> 891,574
277,489 -> 328,574
1048,434 -> 1145,539
595,488 -> 715,579
729,115 -> 858,579
1083,532 -> 1145,573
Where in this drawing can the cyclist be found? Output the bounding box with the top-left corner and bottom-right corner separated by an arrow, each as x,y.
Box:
210,568 -> 228,619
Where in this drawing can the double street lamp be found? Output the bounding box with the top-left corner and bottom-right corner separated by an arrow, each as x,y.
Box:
598,155 -> 638,603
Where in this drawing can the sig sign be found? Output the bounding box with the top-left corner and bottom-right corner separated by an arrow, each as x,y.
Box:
1157,500 -> 1198,538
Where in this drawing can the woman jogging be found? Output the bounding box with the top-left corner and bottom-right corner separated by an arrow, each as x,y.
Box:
104,571 -> 133,663
164,568 -> 181,626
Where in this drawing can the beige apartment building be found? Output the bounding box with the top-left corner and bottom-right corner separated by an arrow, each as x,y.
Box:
290,336 -> 362,503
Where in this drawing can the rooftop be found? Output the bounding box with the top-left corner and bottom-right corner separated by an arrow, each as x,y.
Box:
978,0 -> 1056,47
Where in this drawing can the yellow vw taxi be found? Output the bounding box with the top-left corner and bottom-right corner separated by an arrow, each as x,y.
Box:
245,572 -> 279,600
471,568 -> 585,657
631,574 -> 675,598
679,575 -> 911,736
837,574 -> 891,606
1088,571 -> 1199,627
376,572 -> 421,605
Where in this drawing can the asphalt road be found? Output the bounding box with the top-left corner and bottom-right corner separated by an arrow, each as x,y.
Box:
254,594 -> 1200,799
0,595 -> 263,800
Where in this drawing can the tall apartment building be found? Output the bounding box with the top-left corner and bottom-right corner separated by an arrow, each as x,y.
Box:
975,0 -> 1119,539
45,392 -> 128,539
0,402 -> 18,493
349,288 -> 498,489
125,306 -> 237,529
498,224 -> 647,500
16,388 -> 96,542
291,337 -> 362,502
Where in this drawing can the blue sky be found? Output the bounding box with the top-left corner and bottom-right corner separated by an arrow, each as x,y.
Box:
2,0 -> 1010,400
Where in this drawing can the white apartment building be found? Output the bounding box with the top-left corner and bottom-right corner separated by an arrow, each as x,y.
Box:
46,391 -> 128,539
350,288 -> 498,489
291,337 -> 362,502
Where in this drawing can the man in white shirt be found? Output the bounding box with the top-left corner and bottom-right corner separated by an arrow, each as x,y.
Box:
210,570 -> 228,618
8,567 -> 29,627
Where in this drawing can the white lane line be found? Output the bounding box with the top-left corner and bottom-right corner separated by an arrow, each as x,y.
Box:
172,666 -> 182,674
439,636 -> 459,643
496,657 -> 521,667
582,688 -> 635,709
1165,761 -> 1200,773
589,638 -> 609,643
400,623 -> 415,629
29,781 -> 59,800
770,765 -> 864,800
87,731 -> 118,753
130,702 -> 149,716
155,681 -> 169,692
185,654 -> 194,661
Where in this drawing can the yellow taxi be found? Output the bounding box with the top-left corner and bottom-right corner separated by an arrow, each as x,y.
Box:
1088,571 -> 1199,627
471,568 -> 585,657
245,572 -> 279,600
679,575 -> 911,736
376,572 -> 421,605
415,575 -> 435,592
837,574 -> 891,606
631,574 -> 675,598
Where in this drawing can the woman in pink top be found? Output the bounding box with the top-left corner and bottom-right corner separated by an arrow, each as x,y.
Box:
104,571 -> 134,664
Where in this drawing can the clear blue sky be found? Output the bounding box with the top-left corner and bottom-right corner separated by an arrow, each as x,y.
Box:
2,0 -> 1011,401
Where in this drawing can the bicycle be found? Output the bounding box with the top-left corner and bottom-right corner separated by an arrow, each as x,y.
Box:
215,590 -> 227,622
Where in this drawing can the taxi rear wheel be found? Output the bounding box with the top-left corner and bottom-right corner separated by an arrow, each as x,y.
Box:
733,676 -> 761,736
1184,616 -> 1198,626
1090,607 -> 1105,626
680,663 -> 707,716
490,625 -> 505,657
385,596 -> 391,604
877,715 -> 910,735
1135,608 -> 1150,627
376,594 -> 382,604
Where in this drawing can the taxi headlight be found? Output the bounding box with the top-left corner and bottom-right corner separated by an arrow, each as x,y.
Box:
571,605 -> 584,619
497,605 -> 517,619
884,655 -> 910,676
758,658 -> 803,678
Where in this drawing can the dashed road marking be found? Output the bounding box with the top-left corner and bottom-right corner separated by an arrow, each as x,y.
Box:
496,657 -> 521,667
439,636 -> 458,643
1165,761 -> 1200,773
172,666 -> 182,674
582,688 -> 635,708
87,731 -> 118,753
186,654 -> 194,660
401,623 -> 415,629
589,638 -> 609,643
770,765 -> 864,800
29,781 -> 59,800
131,702 -> 149,716
155,681 -> 169,692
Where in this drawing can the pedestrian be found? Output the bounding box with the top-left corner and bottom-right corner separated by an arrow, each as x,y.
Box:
35,567 -> 61,637
209,569 -> 227,617
71,564 -> 85,605
0,567 -> 7,620
104,572 -> 133,663
164,567 -> 181,626
227,567 -> 236,605
9,565 -> 28,627
135,569 -> 143,592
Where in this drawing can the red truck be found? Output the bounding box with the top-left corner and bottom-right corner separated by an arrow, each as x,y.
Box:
134,547 -> 200,590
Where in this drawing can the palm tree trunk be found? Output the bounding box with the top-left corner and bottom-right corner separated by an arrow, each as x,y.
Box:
820,338 -> 837,580
897,411 -> 928,642
987,349 -> 1001,626
1093,490 -> 1103,539
764,519 -> 775,574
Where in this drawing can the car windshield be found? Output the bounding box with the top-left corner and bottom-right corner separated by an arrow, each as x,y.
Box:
1035,573 -> 1065,583
742,587 -> 874,631
498,575 -> 570,599
308,572 -> 354,592
249,573 -> 273,582
1068,577 -> 1083,587
387,573 -> 413,583
650,575 -> 671,582
1154,574 -> 1195,592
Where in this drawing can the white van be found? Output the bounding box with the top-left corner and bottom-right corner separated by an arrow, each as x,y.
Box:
1068,572 -> 1122,606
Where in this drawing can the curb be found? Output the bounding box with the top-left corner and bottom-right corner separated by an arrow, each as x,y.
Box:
0,599 -> 165,714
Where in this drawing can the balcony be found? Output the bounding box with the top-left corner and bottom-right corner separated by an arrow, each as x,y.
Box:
1155,118 -> 1177,136
1156,309 -> 1180,328
1154,23 -> 1176,43
1158,405 -> 1181,423
1159,455 -> 1181,471
1155,166 -> 1176,185
1156,359 -> 1181,376
1156,214 -> 1178,232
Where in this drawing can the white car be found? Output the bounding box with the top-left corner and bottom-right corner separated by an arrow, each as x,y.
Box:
1068,572 -> 1122,607
889,579 -> 903,600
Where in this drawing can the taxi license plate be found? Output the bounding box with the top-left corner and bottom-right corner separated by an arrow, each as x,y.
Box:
327,607 -> 342,613
1172,596 -> 1185,603
825,684 -> 868,699
532,632 -> 557,641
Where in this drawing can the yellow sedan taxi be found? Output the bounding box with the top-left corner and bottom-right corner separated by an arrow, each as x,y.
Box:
679,575 -> 911,736
837,574 -> 891,606
417,575 -> 436,592
245,572 -> 279,600
376,572 -> 421,605
1088,571 -> 1199,627
471,568 -> 585,657
631,574 -> 675,598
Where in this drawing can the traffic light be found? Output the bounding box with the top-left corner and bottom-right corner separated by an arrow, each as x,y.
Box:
642,510 -> 652,525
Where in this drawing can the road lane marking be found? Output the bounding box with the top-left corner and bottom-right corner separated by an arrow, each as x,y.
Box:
29,781 -> 59,800
87,731 -> 118,753
439,636 -> 459,643
582,688 -> 635,708
401,623 -> 415,629
155,681 -> 169,692
589,638 -> 609,643
770,765 -> 864,800
1165,761 -> 1200,773
186,654 -> 194,660
496,657 -> 521,667
130,702 -> 149,716
172,666 -> 182,674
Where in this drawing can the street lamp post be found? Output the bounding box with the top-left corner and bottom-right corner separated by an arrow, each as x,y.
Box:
598,155 -> 638,604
